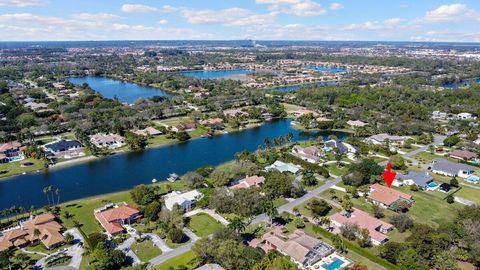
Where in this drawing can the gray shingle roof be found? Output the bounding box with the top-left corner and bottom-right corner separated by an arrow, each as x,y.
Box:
396,171 -> 433,187
432,158 -> 475,175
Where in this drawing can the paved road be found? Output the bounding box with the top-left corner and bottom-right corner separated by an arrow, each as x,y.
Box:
251,175 -> 343,225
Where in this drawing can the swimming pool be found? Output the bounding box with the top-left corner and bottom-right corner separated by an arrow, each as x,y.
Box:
322,258 -> 345,270
427,181 -> 439,188
466,175 -> 480,183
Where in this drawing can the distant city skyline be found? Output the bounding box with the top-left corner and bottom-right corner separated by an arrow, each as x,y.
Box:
0,0 -> 479,42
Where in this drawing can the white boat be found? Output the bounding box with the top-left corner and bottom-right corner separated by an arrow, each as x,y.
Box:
167,173 -> 179,182
151,178 -> 158,183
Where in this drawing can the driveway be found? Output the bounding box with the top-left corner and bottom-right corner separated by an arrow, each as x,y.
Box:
144,233 -> 172,253
116,236 -> 141,265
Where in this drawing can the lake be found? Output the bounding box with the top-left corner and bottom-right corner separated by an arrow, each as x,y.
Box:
69,76 -> 169,104
177,69 -> 253,79
305,66 -> 348,73
444,78 -> 480,89
271,81 -> 339,92
0,119 -> 348,210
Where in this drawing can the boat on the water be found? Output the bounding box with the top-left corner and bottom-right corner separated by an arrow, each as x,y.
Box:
167,173 -> 179,182
152,178 -> 158,183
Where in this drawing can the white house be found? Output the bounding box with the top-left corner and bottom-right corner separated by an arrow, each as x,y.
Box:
265,161 -> 302,175
164,190 -> 202,211
291,145 -> 322,163
432,111 -> 447,120
457,112 -> 473,120
431,158 -> 475,178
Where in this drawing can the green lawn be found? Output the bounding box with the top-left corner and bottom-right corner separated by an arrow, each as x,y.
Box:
25,242 -> 69,255
187,213 -> 224,237
413,151 -> 457,164
61,191 -> 135,235
326,163 -> 349,176
155,250 -> 199,270
131,239 -> 162,262
158,116 -> 192,127
273,197 -> 288,207
0,158 -> 45,179
455,185 -> 480,204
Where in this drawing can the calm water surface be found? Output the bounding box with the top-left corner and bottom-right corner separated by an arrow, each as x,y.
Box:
305,66 -> 348,73
177,69 -> 253,79
69,76 -> 169,104
0,120 -> 348,210
444,78 -> 480,89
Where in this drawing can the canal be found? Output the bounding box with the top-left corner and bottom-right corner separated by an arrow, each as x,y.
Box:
0,120 -> 348,210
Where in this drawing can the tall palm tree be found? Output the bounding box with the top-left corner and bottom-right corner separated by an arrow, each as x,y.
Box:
263,137 -> 271,149
262,200 -> 278,227
55,188 -> 61,205
43,187 -> 50,205
228,217 -> 246,233
285,132 -> 293,144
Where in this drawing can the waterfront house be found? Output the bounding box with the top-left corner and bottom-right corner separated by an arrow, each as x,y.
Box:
94,203 -> 141,236
262,229 -> 335,268
450,149 -> 478,161
0,213 -> 65,251
368,183 -> 413,209
200,118 -> 224,128
0,142 -> 22,163
265,161 -> 302,175
329,208 -> 393,245
90,133 -> 125,148
395,171 -> 436,190
291,145 -> 323,163
431,158 -> 475,178
133,126 -> 162,137
366,133 -> 407,146
347,120 -> 368,128
230,175 -> 266,189
172,123 -> 197,132
164,190 -> 202,211
44,139 -> 83,154
324,139 -> 357,155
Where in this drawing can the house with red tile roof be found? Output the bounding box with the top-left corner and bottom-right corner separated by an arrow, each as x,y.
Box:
368,183 -> 413,210
329,208 -> 393,245
0,212 -> 65,251
94,203 -> 141,236
230,175 -> 266,189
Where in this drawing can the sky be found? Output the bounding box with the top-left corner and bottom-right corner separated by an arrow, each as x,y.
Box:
0,0 -> 479,42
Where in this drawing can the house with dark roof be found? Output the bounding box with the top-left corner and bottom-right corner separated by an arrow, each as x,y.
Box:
44,139 -> 83,154
450,149 -> 478,161
0,142 -> 22,163
324,139 -> 356,155
395,172 -> 436,190
431,158 -> 475,178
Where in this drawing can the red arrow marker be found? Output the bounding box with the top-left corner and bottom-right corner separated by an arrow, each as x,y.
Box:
382,162 -> 397,188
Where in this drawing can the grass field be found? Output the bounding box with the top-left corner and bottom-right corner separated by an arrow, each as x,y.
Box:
187,213 -> 224,237
155,250 -> 199,270
131,239 -> 162,262
273,197 -> 288,207
61,191 -> 136,235
0,158 -> 45,180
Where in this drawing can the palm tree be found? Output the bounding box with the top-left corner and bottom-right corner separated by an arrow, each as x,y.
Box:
33,228 -> 41,238
332,234 -> 346,253
262,200 -> 278,227
55,188 -> 61,205
342,200 -> 353,213
334,150 -> 344,167
43,186 -> 50,205
285,132 -> 293,144
263,137 -> 271,149
228,217 -> 247,233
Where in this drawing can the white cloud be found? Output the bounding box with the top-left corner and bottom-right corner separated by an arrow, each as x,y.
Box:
71,13 -> 120,21
158,19 -> 168,25
330,3 -> 343,11
256,0 -> 326,17
0,13 -> 64,24
121,4 -> 177,13
344,18 -> 403,31
0,0 -> 44,7
423,3 -> 479,22
181,8 -> 276,26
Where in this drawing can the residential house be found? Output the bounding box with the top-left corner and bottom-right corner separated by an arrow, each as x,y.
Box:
457,112 -> 473,120
223,108 -> 248,118
90,133 -> 125,148
324,139 -> 357,155
0,142 -> 22,163
0,213 -> 65,251
200,118 -> 224,128
329,208 -> 393,245
262,229 -> 335,268
395,172 -> 436,190
432,111 -> 447,120
94,203 -> 141,236
347,120 -> 368,128
366,134 -> 407,146
292,145 -> 323,163
265,161 -> 302,175
164,190 -> 202,211
368,183 -> 413,209
230,175 -> 266,189
431,158 -> 475,178
133,127 -> 162,137
44,139 -> 83,154
450,149 -> 478,161
172,123 -> 197,132
195,264 -> 225,270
